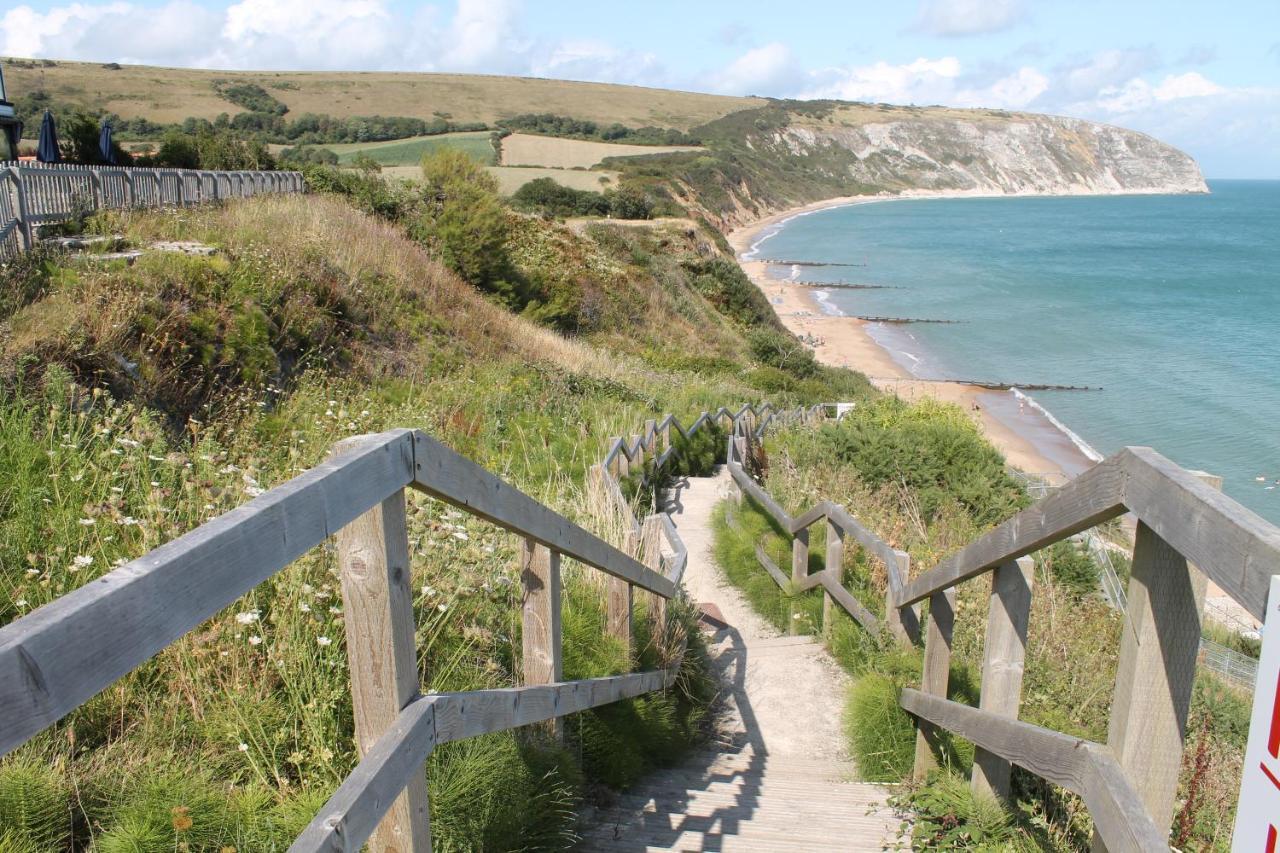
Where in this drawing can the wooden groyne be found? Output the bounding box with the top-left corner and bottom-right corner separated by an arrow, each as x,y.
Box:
759,259 -> 866,267
792,281 -> 902,290
854,315 -> 961,324
882,377 -> 1100,391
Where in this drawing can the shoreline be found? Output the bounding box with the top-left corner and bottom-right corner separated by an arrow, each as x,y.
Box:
727,192 -> 1099,482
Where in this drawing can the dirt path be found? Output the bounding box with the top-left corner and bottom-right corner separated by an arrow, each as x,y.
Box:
580,468 -> 901,851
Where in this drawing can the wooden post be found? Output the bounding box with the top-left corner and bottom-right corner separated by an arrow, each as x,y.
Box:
913,588 -> 956,780
885,550 -> 915,646
88,171 -> 103,210
521,539 -> 562,738
607,574 -> 634,663
122,171 -> 134,207
1091,474 -> 1218,850
335,487 -> 431,852
791,526 -> 809,584
971,557 -> 1034,801
640,515 -> 666,642
11,168 -> 34,250
822,516 -> 843,637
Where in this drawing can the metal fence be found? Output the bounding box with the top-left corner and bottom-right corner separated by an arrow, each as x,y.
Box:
0,162 -> 304,259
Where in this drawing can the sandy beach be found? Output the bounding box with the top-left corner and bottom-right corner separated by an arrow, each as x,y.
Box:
726,194 -> 1098,482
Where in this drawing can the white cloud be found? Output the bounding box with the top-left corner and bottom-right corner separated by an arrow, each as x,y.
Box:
914,0 -> 1025,37
218,0 -> 397,70
802,57 -> 962,104
711,42 -> 800,95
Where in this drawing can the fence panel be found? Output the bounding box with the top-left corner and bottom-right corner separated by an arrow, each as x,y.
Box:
0,164 -> 303,260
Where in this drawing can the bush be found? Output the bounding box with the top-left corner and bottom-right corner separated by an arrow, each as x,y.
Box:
512,177 -> 609,217
816,397 -> 1027,526
604,185 -> 653,220
214,82 -> 289,116
682,257 -> 778,328
894,773 -> 1024,850
748,328 -> 818,379
411,149 -> 512,293
1042,540 -> 1100,596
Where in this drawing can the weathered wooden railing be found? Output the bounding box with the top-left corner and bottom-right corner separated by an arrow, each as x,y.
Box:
0,425 -> 688,851
731,421 -> 1279,851
586,402 -> 830,656
0,162 -> 303,257
724,415 -> 920,644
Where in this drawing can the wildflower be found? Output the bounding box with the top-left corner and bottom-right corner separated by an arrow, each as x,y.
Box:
316,636 -> 332,647
237,742 -> 249,752
14,599 -> 27,608
120,516 -> 140,526
421,585 -> 436,597
77,518 -> 96,526
299,602 -> 311,613
71,555 -> 94,572
116,438 -> 140,448
328,606 -> 342,615
150,481 -> 160,487
111,486 -> 124,493
248,635 -> 263,646
437,603 -> 448,613
453,531 -> 469,541
235,611 -> 260,625
483,545 -> 495,554
25,568 -> 39,577
300,583 -> 314,595
148,454 -> 165,462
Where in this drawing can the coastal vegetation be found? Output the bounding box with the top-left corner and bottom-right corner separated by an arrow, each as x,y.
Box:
0,149 -> 875,847
712,398 -> 1250,850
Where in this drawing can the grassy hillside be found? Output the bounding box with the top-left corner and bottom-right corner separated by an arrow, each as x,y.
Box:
0,168 -> 873,848
2,57 -> 760,129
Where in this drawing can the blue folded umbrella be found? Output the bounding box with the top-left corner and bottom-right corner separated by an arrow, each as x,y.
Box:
37,110 -> 60,163
99,121 -> 116,165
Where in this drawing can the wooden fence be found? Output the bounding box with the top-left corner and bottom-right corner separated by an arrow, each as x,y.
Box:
728,417 -> 1280,851
0,403 -> 795,851
0,162 -> 303,258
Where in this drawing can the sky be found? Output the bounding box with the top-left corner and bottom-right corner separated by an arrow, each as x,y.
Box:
2,0 -> 1278,177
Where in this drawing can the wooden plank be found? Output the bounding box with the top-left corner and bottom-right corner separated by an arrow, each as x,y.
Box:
0,430 -> 415,758
335,486 -> 431,852
1099,516 -> 1206,842
899,458 -> 1128,607
410,431 -> 674,599
728,463 -> 793,529
824,504 -> 902,573
913,589 -> 955,780
755,541 -> 790,590
1120,447 -> 1279,621
899,690 -> 1165,852
290,697 -> 438,853
971,557 -> 1034,801
819,575 -> 879,633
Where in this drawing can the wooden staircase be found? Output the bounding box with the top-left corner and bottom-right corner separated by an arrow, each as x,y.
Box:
580,469 -> 900,851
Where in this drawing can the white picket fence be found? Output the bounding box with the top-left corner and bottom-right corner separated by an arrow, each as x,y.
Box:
0,162 -> 304,259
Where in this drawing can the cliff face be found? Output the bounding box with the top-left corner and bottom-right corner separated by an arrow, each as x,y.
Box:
634,101 -> 1207,230
771,107 -> 1208,196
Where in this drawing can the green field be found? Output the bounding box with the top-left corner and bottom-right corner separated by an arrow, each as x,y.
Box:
330,131 -> 496,166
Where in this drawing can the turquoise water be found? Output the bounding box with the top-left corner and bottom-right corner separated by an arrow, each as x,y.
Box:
750,181 -> 1280,523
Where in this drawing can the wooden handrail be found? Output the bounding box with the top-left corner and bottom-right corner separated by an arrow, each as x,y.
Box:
900,690 -> 1165,852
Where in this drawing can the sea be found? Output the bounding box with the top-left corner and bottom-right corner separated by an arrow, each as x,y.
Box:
746,180 -> 1280,524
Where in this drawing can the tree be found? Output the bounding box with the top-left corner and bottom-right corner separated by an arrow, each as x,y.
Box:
411,149 -> 511,293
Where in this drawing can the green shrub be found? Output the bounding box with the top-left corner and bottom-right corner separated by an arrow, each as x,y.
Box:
816,397 -> 1028,526
411,149 -> 513,294
748,328 -> 818,379
1042,540 -> 1100,596
512,177 -> 609,217
682,257 -> 778,328
215,82 -> 289,116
